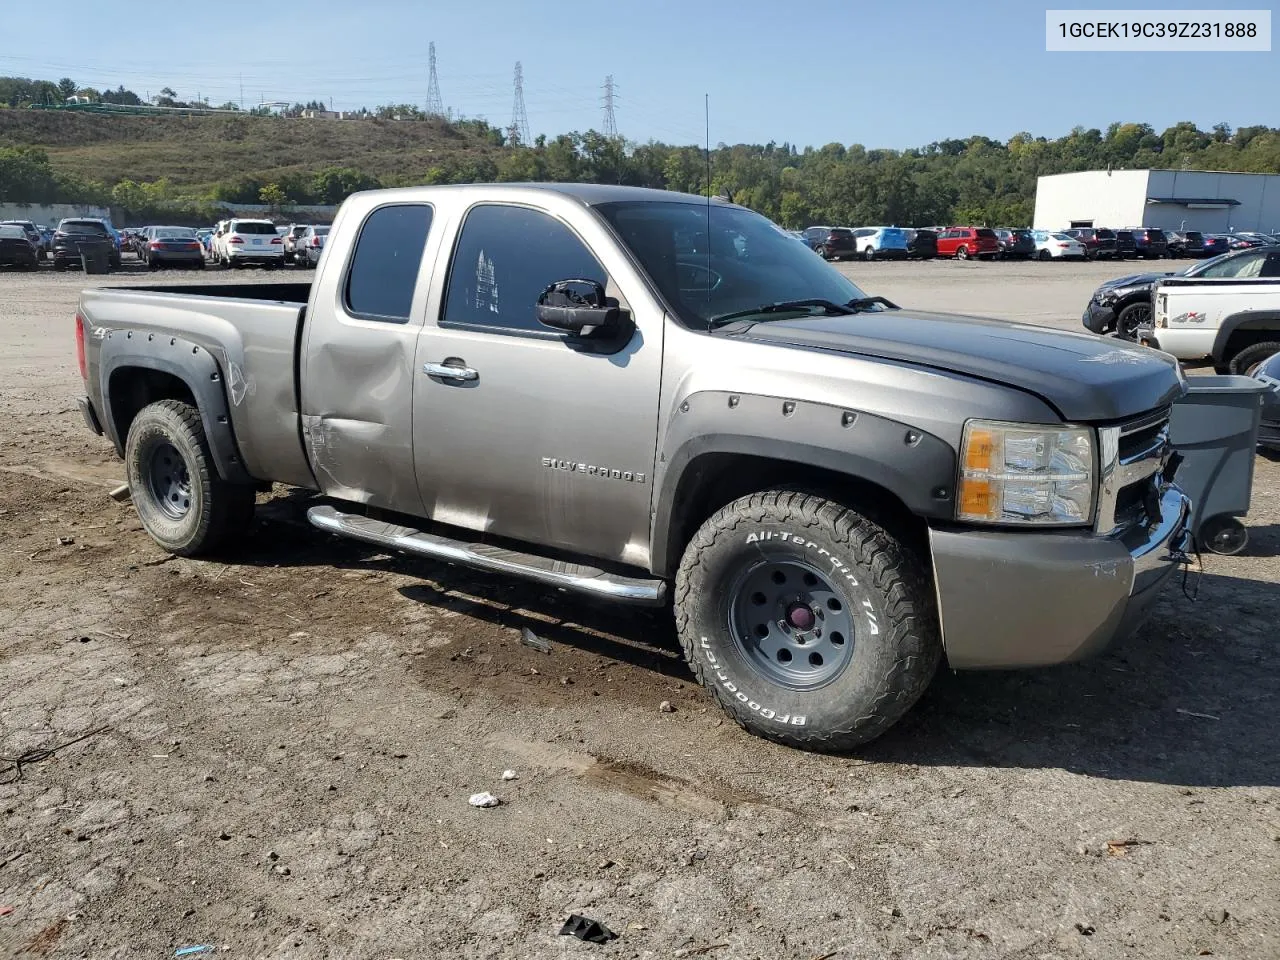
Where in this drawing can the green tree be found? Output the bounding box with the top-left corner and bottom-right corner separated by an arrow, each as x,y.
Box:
56,77 -> 76,99
259,183 -> 288,209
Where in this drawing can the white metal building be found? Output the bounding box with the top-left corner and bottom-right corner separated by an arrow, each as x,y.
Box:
1033,169 -> 1280,234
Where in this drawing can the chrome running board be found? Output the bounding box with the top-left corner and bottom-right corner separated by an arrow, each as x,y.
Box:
307,505 -> 667,605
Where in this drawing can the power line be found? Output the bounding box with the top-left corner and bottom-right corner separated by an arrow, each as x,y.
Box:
602,75 -> 618,139
425,41 -> 444,117
509,61 -> 530,145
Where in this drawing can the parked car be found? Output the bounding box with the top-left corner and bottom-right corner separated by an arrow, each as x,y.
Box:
195,228 -> 214,256
1128,228 -> 1167,259
212,218 -> 284,268
71,182 -> 1191,752
851,226 -> 909,260
1140,246 -> 1280,373
1165,230 -> 1205,258
140,226 -> 206,270
0,223 -> 38,270
993,228 -> 1035,259
1230,231 -> 1274,249
936,227 -> 999,260
801,226 -> 856,260
1031,230 -> 1085,260
1062,228 -> 1117,260
52,218 -> 117,271
905,228 -> 937,260
38,224 -> 54,252
1112,230 -> 1138,258
1202,234 -> 1232,257
1083,245 -> 1280,339
1,220 -> 46,261
281,224 -> 309,263
296,225 -> 329,268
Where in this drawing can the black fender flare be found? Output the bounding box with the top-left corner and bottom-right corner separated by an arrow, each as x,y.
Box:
650,391 -> 957,577
99,329 -> 252,484
1212,310 -> 1280,364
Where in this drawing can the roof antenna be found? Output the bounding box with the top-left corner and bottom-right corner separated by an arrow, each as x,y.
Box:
704,93 -> 712,306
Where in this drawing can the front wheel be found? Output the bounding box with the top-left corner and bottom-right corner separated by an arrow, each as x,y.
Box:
674,490 -> 941,750
1116,301 -> 1151,341
862,246 -> 875,262
125,400 -> 256,557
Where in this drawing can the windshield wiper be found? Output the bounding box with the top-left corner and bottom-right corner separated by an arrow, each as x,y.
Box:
846,296 -> 900,311
707,298 -> 856,330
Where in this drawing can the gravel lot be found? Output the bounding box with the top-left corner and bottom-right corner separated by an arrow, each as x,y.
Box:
1,258 -> 1278,959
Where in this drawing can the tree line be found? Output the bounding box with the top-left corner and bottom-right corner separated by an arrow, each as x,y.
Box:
3,73 -> 1280,228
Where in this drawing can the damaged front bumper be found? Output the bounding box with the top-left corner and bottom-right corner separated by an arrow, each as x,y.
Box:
928,483 -> 1191,669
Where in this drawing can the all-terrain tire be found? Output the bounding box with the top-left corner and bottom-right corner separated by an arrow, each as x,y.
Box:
673,490 -> 941,751
1116,301 -> 1151,341
1227,341 -> 1280,376
125,399 -> 255,557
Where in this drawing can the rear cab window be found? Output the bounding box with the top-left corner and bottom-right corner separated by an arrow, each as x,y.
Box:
343,204 -> 435,323
441,203 -> 605,335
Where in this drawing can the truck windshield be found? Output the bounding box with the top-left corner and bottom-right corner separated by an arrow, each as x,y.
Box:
594,201 -> 869,329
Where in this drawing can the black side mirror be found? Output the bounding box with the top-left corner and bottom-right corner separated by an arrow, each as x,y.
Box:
536,279 -> 621,336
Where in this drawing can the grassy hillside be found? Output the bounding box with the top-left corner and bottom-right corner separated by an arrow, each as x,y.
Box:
0,110 -> 499,192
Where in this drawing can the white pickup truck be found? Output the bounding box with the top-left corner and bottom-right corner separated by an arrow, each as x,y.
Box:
1141,245 -> 1280,374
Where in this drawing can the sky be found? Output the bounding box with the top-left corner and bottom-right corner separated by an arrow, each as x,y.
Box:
3,0 -> 1276,149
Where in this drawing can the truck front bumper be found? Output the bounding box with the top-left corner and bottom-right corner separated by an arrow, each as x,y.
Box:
928,484 -> 1191,669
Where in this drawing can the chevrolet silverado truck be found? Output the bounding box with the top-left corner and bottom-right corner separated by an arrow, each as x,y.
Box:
1139,245 -> 1280,375
74,184 -> 1191,751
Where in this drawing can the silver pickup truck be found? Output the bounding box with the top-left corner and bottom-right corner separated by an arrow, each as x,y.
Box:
74,183 -> 1192,750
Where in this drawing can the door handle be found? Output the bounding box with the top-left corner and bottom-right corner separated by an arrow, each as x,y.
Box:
423,361 -> 478,382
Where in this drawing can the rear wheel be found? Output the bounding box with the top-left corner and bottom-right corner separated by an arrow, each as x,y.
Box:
956,245 -> 969,260
125,400 -> 255,557
674,490 -> 941,750
1227,341 -> 1280,377
1038,249 -> 1051,261
863,246 -> 875,261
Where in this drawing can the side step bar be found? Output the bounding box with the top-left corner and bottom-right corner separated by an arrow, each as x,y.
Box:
307,505 -> 667,605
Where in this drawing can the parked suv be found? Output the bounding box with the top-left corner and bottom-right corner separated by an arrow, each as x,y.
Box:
52,218 -> 118,271
905,228 -> 937,260
851,226 -> 909,260
1127,228 -> 1166,259
281,224 -> 309,264
1165,230 -> 1205,258
295,225 -> 330,268
936,227 -> 999,260
1062,228 -> 1117,260
993,228 -> 1035,259
1112,230 -> 1139,259
214,219 -> 284,269
802,226 -> 856,260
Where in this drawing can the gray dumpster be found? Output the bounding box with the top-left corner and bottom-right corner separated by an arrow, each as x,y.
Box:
1168,374 -> 1268,555
80,243 -> 112,274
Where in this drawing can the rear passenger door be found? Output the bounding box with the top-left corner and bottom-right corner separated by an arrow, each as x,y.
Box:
412,200 -> 663,566
300,202 -> 438,515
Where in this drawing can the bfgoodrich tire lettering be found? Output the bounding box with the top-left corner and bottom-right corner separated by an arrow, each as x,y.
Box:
125,399 -> 255,557
674,490 -> 941,750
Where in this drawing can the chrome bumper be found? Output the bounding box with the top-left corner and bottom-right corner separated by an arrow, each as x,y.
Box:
929,484 -> 1191,669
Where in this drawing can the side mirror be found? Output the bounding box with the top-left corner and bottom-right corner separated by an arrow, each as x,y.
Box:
536,279 -> 621,336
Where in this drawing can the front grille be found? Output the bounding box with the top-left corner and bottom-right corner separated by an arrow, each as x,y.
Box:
1097,406 -> 1172,534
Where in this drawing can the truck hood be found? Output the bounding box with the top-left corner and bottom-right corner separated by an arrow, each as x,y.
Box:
731,309 -> 1185,422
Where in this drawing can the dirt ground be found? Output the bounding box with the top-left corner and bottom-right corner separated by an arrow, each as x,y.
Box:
1,258 -> 1277,960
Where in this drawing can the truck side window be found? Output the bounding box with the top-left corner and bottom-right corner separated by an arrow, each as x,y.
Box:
344,204 -> 434,323
442,204 -> 605,334
1262,253 -> 1280,278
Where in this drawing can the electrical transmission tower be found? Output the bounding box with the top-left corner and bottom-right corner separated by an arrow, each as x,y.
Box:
509,61 -> 530,146
425,42 -> 444,117
601,75 -> 618,138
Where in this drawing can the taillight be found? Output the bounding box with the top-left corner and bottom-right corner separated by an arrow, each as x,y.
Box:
271,237 -> 283,245
311,236 -> 320,247
148,241 -> 161,249
229,236 -> 244,244
75,312 -> 87,380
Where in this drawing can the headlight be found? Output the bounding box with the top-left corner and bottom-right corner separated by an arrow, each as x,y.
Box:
957,420 -> 1095,526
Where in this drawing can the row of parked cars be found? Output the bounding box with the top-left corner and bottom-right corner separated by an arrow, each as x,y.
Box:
794,224 -> 1279,263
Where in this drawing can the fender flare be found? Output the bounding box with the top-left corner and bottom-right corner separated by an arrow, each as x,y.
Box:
649,391 -> 957,577
1211,310 -> 1280,364
99,329 -> 252,484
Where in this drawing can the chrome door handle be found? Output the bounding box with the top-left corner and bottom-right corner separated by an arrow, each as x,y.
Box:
423,361 -> 478,381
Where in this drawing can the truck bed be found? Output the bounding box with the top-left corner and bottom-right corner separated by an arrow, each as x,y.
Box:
78,282 -> 315,488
